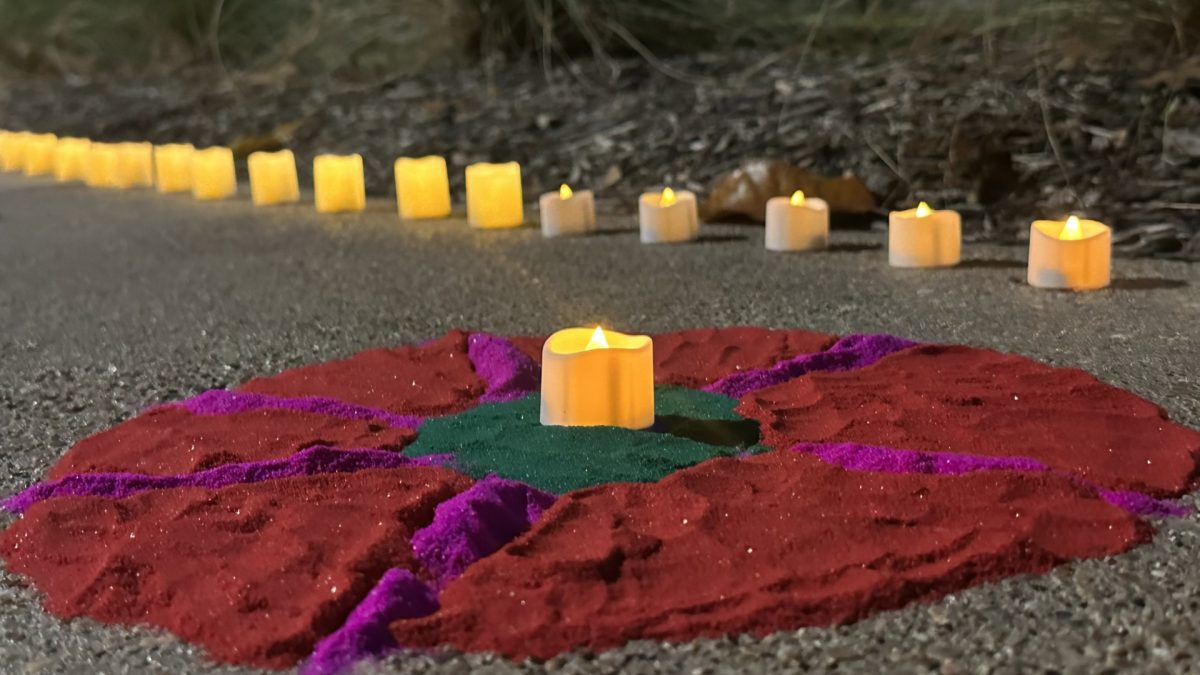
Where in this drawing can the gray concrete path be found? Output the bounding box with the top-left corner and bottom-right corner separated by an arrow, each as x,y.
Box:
0,173 -> 1198,674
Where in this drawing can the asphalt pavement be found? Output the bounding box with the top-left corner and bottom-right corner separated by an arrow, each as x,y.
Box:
0,173 -> 1198,674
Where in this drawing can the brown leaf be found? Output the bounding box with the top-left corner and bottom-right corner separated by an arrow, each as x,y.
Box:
699,159 -> 875,223
1137,55 -> 1200,91
229,119 -> 307,159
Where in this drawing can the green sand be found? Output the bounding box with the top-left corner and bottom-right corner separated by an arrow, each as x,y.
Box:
405,386 -> 766,493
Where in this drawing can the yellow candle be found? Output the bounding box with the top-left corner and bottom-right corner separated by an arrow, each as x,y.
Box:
1,131 -> 32,171
540,326 -> 655,429
0,130 -> 10,169
53,138 -> 91,182
465,161 -> 524,228
115,142 -> 154,188
539,183 -> 596,237
23,133 -> 58,176
765,190 -> 829,252
155,144 -> 195,193
314,154 -> 366,213
638,187 -> 699,243
395,155 -> 451,219
1027,215 -> 1111,290
84,143 -> 122,189
888,201 -> 961,267
191,147 -> 237,200
248,149 -> 300,206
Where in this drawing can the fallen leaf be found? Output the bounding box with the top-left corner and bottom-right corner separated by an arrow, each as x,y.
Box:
230,119 -> 307,159
1138,56 -> 1200,91
699,160 -> 875,223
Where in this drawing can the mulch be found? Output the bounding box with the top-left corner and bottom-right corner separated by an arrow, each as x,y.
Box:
1,40 -> 1197,259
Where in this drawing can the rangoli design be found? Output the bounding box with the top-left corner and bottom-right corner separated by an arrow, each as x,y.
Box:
2,327 -> 1197,674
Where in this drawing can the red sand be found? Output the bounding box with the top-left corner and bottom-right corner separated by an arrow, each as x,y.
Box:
5,328 -> 1196,669
652,327 -> 835,388
46,406 -> 415,478
239,330 -> 484,416
390,451 -> 1147,660
1,467 -> 469,669
737,345 -> 1200,496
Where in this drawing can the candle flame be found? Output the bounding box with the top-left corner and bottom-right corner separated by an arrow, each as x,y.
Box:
915,201 -> 933,218
660,187 -> 676,207
790,190 -> 805,206
1060,215 -> 1083,241
559,183 -> 573,200
585,326 -> 608,351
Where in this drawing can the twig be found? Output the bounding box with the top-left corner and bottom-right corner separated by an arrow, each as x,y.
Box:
1033,39 -> 1082,210
206,0 -> 245,104
539,0 -> 553,83
863,135 -> 909,187
1139,201 -> 1200,211
774,0 -> 849,136
603,19 -> 708,85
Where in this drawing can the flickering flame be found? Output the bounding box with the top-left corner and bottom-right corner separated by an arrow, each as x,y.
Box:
1060,215 -> 1083,241
585,326 -> 609,351
660,187 -> 676,207
790,190 -> 805,206
559,183 -> 573,200
915,201 -> 933,218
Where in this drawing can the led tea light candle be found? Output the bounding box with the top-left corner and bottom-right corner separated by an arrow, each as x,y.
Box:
639,187 -> 699,244
22,133 -> 58,177
466,161 -> 524,228
248,149 -> 300,206
395,155 -> 451,219
1,131 -> 31,171
888,201 -> 961,268
1027,215 -> 1111,291
191,147 -> 237,200
0,131 -> 10,169
539,183 -> 596,237
765,190 -> 829,252
115,142 -> 154,188
53,138 -> 91,182
84,143 -> 122,189
155,144 -> 195,193
314,154 -> 366,213
540,326 -> 654,430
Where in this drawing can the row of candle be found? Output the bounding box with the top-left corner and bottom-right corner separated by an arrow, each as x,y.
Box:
0,129 -> 1112,291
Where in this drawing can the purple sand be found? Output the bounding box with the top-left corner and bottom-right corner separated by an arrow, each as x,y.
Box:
3,445 -> 454,513
705,334 -> 918,399
178,390 -> 423,429
467,333 -> 541,403
412,475 -> 557,589
793,441 -> 1190,518
302,569 -> 438,675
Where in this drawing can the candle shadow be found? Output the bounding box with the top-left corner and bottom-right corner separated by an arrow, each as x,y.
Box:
650,415 -> 761,448
692,234 -> 749,244
1005,276 -> 1188,291
1109,277 -> 1188,290
584,228 -> 639,238
957,258 -> 1025,270
827,242 -> 882,253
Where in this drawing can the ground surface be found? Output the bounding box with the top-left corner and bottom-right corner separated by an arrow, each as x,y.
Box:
2,44 -> 1199,258
0,172 -> 1198,673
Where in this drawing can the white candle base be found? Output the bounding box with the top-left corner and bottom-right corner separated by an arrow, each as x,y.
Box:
639,190 -> 699,244
888,208 -> 961,268
540,190 -> 596,237
765,196 -> 829,252
1027,219 -> 1111,290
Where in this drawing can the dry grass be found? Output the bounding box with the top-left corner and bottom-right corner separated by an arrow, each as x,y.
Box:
0,0 -> 1194,79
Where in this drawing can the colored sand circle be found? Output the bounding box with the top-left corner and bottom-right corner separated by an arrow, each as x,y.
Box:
0,327 -> 1195,673
404,386 -> 766,493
